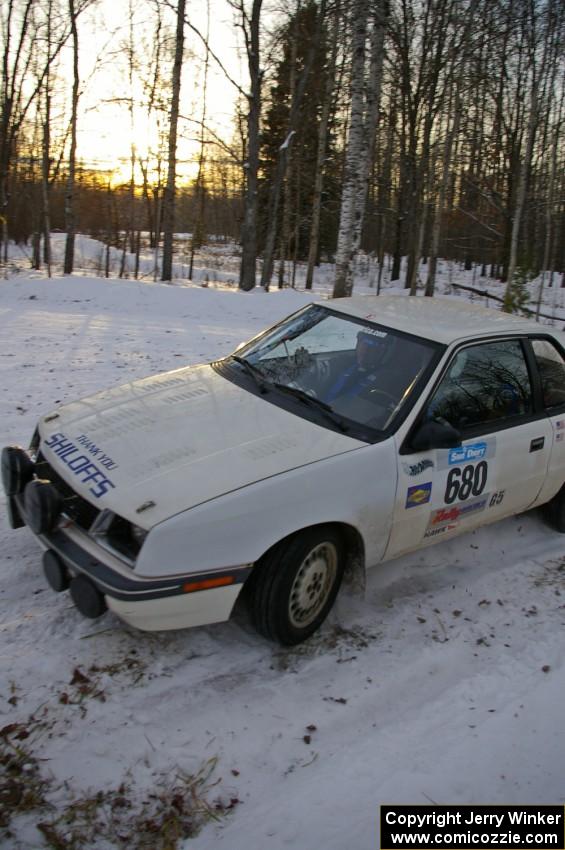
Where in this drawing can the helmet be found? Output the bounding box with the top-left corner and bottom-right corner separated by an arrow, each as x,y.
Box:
356,330 -> 390,370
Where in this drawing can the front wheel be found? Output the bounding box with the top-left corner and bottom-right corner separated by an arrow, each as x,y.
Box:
249,527 -> 345,645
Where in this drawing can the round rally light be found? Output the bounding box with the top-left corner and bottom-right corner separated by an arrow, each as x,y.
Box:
69,575 -> 107,619
24,479 -> 62,535
1,446 -> 35,496
43,550 -> 70,593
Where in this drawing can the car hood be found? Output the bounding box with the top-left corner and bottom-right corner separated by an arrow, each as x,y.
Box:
38,363 -> 365,527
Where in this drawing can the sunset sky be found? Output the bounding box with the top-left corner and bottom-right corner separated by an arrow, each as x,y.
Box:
74,0 -> 244,182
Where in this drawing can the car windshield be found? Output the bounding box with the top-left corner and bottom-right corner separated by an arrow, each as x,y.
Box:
232,304 -> 438,435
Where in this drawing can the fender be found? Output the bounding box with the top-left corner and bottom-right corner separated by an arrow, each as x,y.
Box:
135,438 -> 398,579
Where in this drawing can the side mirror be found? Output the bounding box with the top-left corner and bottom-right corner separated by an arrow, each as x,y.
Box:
410,419 -> 462,452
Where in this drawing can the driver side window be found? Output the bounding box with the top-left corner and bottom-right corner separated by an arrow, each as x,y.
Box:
425,339 -> 533,431
531,339 -> 565,409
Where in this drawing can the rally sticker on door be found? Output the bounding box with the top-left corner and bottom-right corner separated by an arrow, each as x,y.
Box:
405,483 -> 433,508
429,495 -> 488,529
437,438 -> 496,471
444,460 -> 488,504
402,458 -> 435,477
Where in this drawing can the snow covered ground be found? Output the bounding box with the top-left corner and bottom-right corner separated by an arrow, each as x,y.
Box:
1,259 -> 564,849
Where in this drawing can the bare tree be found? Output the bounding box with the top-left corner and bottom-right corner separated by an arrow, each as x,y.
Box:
188,0 -> 211,280
0,0 -> 68,266
63,0 -> 80,274
161,0 -> 186,282
260,0 -> 327,290
233,0 -> 263,291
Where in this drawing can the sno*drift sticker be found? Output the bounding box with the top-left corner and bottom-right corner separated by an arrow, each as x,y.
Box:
437,437 -> 496,470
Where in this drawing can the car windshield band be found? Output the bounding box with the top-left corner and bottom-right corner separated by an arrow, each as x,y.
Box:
220,304 -> 441,441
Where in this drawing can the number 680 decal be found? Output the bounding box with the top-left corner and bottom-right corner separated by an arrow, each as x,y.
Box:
445,461 -> 488,504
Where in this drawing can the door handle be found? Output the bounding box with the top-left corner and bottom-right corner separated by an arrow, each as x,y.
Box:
530,437 -> 545,452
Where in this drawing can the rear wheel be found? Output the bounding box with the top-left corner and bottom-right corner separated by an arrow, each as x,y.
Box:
544,485 -> 565,533
249,527 -> 345,645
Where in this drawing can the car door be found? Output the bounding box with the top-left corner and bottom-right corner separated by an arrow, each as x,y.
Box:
528,336 -> 565,505
384,337 -> 554,559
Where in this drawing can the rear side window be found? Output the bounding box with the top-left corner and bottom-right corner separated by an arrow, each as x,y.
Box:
425,339 -> 533,431
531,339 -> 565,409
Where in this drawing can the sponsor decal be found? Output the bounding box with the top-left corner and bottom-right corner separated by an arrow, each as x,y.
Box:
76,434 -> 118,470
405,482 -> 433,508
402,458 -> 435,477
437,438 -> 496,471
429,495 -> 487,527
557,432 -> 564,443
556,420 -> 564,430
448,442 -> 487,465
423,522 -> 458,540
489,490 -> 505,507
362,327 -> 387,338
444,460 -> 488,504
43,433 -> 116,499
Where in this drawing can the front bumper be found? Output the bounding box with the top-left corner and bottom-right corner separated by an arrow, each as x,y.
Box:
8,488 -> 251,632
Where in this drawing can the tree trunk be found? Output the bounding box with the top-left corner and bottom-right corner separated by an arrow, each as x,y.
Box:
239,0 -> 263,291
536,78 -> 562,318
41,112 -> 51,277
333,0 -> 369,298
503,78 -> 538,310
260,0 -> 324,290
63,0 -> 79,275
350,1 -> 387,257
161,0 -> 186,282
305,1 -> 339,290
426,92 -> 461,296
189,0 -> 210,281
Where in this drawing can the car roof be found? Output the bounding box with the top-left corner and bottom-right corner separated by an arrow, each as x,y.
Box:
327,295 -> 565,346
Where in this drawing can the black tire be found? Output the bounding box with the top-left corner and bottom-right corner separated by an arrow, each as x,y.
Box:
544,485 -> 565,533
249,527 -> 345,645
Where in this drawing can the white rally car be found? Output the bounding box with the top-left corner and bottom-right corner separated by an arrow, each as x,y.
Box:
3,296 -> 565,645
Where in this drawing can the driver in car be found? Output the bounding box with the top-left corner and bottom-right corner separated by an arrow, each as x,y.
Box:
324,330 -> 394,404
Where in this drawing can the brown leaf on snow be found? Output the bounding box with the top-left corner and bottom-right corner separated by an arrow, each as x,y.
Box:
70,667 -> 90,685
0,722 -> 22,737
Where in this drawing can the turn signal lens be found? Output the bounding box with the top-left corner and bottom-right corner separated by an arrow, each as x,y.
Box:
182,575 -> 235,593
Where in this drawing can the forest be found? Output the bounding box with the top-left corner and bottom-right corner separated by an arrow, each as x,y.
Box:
1,0 -> 564,305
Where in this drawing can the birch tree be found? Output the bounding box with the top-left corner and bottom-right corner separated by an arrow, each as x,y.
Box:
332,0 -> 369,298
503,0 -> 562,310
305,0 -> 340,289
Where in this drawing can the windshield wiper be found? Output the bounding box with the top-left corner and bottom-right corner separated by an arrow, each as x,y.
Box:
272,383 -> 350,433
231,355 -> 269,394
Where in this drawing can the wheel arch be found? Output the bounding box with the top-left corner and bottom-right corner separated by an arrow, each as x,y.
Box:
247,520 -> 366,585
